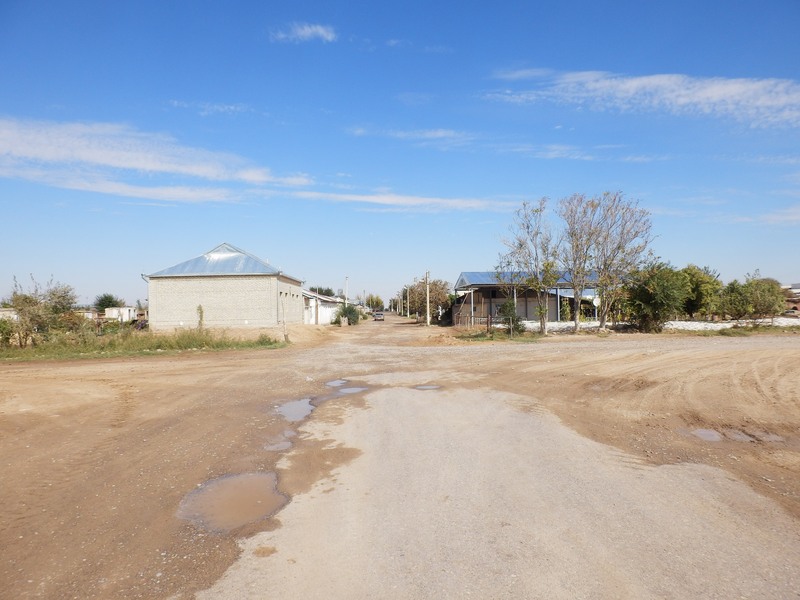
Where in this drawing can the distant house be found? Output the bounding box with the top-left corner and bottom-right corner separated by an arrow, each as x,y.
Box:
144,243 -> 304,331
104,307 -> 138,323
786,283 -> 800,310
303,290 -> 344,325
0,308 -> 18,322
452,271 -> 598,326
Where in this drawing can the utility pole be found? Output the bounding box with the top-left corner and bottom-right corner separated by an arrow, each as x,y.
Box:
426,270 -> 430,326
344,276 -> 348,307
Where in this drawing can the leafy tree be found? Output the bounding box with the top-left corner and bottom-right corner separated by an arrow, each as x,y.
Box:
593,192 -> 653,329
560,297 -> 572,322
558,194 -> 602,332
499,198 -> 559,334
0,318 -> 13,347
365,294 -> 384,310
94,293 -> 125,312
402,278 -> 452,322
333,303 -> 360,326
624,263 -> 690,333
681,265 -> 722,319
7,276 -> 78,346
719,280 -> 751,321
745,271 -> 785,321
497,298 -> 526,335
309,286 -> 335,297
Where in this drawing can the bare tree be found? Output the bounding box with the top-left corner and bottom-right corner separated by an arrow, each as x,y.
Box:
500,198 -> 559,334
593,192 -> 653,329
558,194 -> 601,332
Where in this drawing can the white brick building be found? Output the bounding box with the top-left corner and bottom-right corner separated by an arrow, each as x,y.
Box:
145,243 -> 304,331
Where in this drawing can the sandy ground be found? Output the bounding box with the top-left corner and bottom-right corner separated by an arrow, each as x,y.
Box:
1,316 -> 799,599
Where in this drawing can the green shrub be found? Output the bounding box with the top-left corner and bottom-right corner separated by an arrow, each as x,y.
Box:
333,304 -> 361,326
0,319 -> 12,348
497,299 -> 526,335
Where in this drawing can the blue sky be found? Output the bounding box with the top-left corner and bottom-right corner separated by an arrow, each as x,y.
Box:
1,1 -> 799,307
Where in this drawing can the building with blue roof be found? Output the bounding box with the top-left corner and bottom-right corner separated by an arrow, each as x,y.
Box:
453,271 -> 598,326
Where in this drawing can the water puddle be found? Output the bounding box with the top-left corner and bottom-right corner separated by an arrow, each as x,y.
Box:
692,428 -> 723,442
415,385 -> 441,390
326,379 -> 348,388
275,398 -> 313,422
337,387 -> 369,395
264,430 -> 296,451
722,428 -> 755,443
177,472 -> 288,533
681,427 -> 785,444
749,430 -> 785,443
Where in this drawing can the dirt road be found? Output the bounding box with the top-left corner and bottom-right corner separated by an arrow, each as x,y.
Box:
2,316 -> 799,598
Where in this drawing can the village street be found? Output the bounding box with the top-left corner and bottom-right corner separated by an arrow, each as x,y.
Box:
2,316 -> 799,598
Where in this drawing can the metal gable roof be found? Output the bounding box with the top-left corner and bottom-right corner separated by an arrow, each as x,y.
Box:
454,271 -> 595,290
148,243 -> 301,282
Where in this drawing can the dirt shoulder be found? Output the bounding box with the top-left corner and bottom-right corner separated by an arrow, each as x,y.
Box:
1,317 -> 798,598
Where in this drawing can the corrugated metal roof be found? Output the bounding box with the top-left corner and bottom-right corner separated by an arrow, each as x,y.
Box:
148,243 -> 301,282
455,271 -> 584,289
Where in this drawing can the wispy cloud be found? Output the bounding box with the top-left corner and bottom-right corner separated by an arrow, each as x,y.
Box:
349,126 -> 474,149
0,117 -> 504,212
270,22 -> 337,43
760,204 -> 800,224
488,69 -> 800,128
0,118 -> 311,203
169,100 -> 252,117
493,67 -> 554,81
388,128 -> 472,146
290,189 -> 514,212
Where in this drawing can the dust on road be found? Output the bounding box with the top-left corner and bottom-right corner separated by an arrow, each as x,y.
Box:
1,317 -> 799,598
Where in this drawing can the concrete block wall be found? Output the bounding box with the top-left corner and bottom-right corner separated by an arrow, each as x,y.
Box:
148,275 -> 304,331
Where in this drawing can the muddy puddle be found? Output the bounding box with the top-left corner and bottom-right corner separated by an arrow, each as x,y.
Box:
180,378 -> 442,534
178,379 -> 374,533
272,379 -> 370,426
177,472 -> 288,533
275,398 -> 314,422
265,429 -> 296,451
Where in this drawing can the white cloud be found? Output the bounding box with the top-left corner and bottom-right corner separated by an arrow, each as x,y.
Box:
489,69 -> 800,128
270,22 -> 337,43
493,67 -> 554,81
290,189 -> 514,212
388,128 -> 470,142
65,179 -> 237,203
761,204 -> 800,224
351,127 -> 474,149
170,100 -> 251,117
0,118 -> 310,202
0,117 -> 501,213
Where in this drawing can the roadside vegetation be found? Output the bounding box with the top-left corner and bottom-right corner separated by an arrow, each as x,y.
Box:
332,303 -> 364,326
439,192 -> 794,336
0,277 -> 281,361
0,328 -> 282,361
